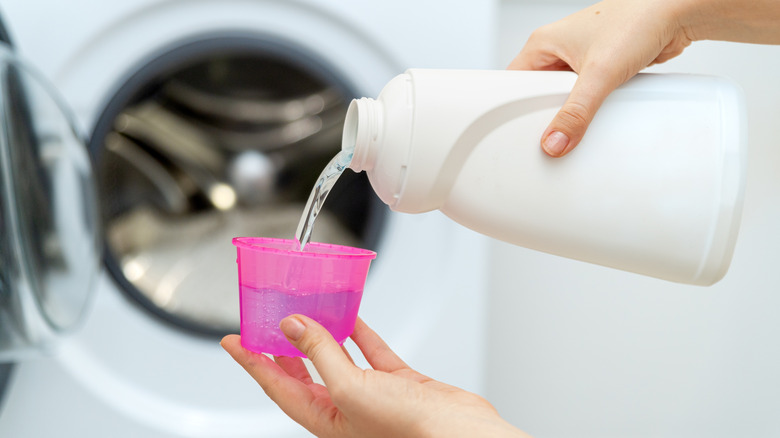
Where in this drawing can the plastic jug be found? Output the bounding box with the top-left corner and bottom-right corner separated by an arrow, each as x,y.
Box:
343,69 -> 746,285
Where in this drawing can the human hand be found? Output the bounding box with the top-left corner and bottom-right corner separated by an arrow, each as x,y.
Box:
222,315 -> 532,438
509,0 -> 694,157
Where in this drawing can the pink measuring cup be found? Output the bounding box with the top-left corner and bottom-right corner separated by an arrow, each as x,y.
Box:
232,237 -> 376,357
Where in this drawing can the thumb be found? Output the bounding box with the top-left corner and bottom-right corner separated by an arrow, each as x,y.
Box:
542,68 -> 621,157
280,314 -> 356,384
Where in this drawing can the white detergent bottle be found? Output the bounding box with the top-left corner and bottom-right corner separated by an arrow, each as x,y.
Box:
343,69 -> 747,286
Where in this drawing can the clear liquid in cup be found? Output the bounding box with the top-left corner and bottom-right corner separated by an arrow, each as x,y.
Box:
239,286 -> 362,356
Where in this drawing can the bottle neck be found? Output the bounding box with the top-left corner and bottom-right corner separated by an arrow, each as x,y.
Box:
343,97 -> 381,172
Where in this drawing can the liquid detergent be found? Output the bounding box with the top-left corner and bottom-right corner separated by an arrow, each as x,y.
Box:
240,286 -> 362,356
294,149 -> 353,250
341,69 -> 747,286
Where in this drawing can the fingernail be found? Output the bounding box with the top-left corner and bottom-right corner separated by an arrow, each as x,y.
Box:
543,131 -> 569,156
280,316 -> 306,341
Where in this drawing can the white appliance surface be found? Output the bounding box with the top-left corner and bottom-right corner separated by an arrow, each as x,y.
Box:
0,1 -> 498,437
489,1 -> 780,438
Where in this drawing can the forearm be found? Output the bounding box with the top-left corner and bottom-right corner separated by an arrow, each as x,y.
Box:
418,417 -> 533,438
677,0 -> 780,43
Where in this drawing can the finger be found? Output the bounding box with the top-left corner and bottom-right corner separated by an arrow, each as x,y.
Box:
508,44 -> 572,72
275,356 -> 335,403
652,38 -> 691,65
350,317 -> 409,373
542,66 -> 624,157
341,344 -> 356,366
274,355 -> 314,385
280,315 -> 358,386
221,335 -> 322,428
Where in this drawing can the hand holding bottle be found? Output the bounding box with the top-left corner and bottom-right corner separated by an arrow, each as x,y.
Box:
510,0 -> 780,157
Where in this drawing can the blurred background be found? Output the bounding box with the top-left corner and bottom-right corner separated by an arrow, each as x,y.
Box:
0,0 -> 778,437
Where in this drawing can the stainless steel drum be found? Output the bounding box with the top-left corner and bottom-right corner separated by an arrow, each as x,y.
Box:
89,36 -> 385,336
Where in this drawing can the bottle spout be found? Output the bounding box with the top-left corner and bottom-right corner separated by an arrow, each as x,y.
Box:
343,97 -> 381,172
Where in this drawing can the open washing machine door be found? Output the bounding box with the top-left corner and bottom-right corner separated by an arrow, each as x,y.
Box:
0,1 -> 496,435
0,42 -> 101,360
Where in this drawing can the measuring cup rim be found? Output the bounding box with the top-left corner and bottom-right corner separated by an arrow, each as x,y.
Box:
232,237 -> 377,259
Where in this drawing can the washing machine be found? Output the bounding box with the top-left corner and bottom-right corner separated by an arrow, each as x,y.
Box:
0,1 -> 497,436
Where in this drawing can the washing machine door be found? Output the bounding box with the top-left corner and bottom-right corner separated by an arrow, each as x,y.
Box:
0,43 -> 100,360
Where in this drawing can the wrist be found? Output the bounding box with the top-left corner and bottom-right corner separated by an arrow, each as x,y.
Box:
657,0 -> 711,42
669,0 -> 780,43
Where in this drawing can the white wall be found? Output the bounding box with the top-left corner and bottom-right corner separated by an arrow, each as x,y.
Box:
488,1 -> 780,437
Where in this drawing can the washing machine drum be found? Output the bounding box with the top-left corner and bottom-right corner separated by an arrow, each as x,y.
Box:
90,37 -> 385,337
0,43 -> 101,358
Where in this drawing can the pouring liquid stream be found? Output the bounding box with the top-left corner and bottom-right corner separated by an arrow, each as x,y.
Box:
294,148 -> 354,251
